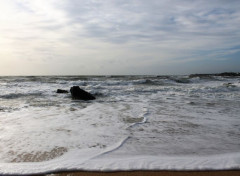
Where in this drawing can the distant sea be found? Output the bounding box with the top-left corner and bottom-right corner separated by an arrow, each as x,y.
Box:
0,74 -> 240,174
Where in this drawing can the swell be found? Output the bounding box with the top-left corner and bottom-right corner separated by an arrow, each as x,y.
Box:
1,75 -> 237,88
0,92 -> 43,99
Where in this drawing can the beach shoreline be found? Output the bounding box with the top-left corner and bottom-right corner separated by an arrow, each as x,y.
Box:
43,170 -> 240,176
1,75 -> 240,174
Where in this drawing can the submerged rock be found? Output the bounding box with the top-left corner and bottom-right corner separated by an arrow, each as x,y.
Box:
70,86 -> 96,100
56,89 -> 68,93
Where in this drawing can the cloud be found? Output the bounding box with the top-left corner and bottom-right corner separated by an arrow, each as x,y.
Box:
0,0 -> 240,75
57,0 -> 240,66
60,1 -> 240,41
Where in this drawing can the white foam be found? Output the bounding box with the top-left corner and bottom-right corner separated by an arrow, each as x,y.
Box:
0,151 -> 240,175
127,107 -> 149,129
0,76 -> 240,174
91,136 -> 130,159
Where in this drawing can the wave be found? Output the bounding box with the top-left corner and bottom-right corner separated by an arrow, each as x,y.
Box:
169,77 -> 191,83
0,151 -> 239,174
127,107 -> 149,129
91,136 -> 130,159
0,75 -> 240,174
0,92 -> 43,99
1,75 -> 237,89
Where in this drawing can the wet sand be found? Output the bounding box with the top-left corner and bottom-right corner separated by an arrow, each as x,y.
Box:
44,170 -> 240,176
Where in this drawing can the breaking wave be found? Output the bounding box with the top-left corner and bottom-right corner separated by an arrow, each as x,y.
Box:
0,74 -> 240,174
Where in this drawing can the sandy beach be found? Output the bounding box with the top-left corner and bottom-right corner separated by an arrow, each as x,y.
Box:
44,170 -> 240,176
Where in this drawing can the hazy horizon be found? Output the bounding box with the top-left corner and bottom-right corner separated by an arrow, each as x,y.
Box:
0,72 -> 240,77
1,0 -> 240,76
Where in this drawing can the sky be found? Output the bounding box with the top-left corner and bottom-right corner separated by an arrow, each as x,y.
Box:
0,0 -> 240,75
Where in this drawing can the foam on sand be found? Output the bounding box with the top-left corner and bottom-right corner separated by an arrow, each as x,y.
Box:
0,75 -> 240,174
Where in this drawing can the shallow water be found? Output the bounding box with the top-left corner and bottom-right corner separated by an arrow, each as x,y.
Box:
0,75 -> 240,174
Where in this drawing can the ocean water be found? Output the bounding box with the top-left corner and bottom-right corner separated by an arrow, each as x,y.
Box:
0,75 -> 240,174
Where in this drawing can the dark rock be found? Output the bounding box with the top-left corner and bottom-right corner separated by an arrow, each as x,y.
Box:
70,86 -> 96,100
218,72 -> 240,77
57,89 -> 68,93
189,72 -> 240,78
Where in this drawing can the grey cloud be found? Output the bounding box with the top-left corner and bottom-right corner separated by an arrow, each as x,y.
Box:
59,0 -> 177,42
58,0 -> 240,47
3,0 -> 239,75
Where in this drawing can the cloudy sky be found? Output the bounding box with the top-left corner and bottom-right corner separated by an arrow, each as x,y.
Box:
0,0 -> 240,75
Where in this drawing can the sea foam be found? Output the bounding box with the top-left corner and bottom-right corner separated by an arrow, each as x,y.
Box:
0,75 -> 240,174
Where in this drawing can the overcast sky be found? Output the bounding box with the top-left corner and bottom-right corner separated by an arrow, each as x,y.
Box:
0,0 -> 240,75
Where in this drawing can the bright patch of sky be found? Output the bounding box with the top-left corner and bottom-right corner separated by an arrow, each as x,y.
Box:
0,0 -> 240,75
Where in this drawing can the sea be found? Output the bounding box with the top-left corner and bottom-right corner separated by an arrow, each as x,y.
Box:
0,75 -> 239,175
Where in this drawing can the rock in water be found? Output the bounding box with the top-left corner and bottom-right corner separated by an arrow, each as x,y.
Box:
218,72 -> 240,77
189,72 -> 240,78
70,86 -> 96,100
57,89 -> 68,93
